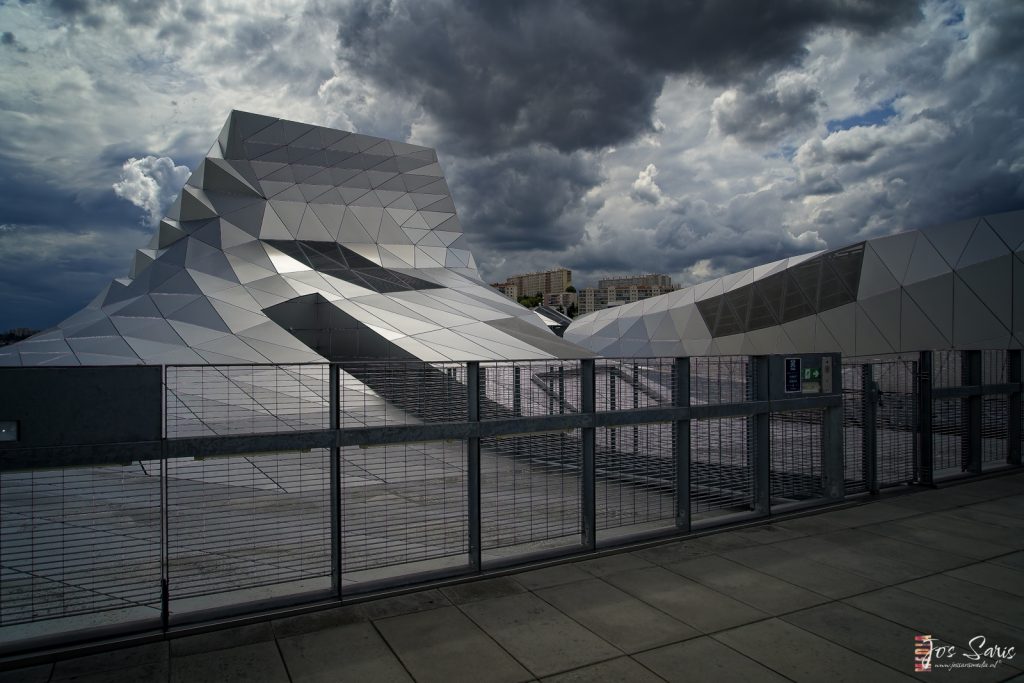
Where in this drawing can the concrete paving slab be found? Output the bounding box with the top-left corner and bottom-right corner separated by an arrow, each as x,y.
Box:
441,576 -> 526,605
721,544 -> 885,598
271,605 -> 369,639
575,552 -> 654,577
539,656 -> 663,682
635,635 -> 790,683
53,642 -> 169,680
460,592 -> 621,678
767,535 -> 930,584
781,602 -> 1010,682
535,577 -> 698,653
909,511 -> 1024,548
815,529 -> 976,573
882,488 -> 985,512
812,502 -> 920,528
946,562 -> 1024,598
714,617 -> 916,682
53,662 -> 169,683
375,606 -> 530,683
943,506 -> 1024,531
845,587 -> 1024,660
277,621 -> 411,683
898,574 -> 1024,627
512,563 -> 591,591
170,622 -> 275,656
860,520 -> 1016,560
665,555 -> 828,614
770,512 -> 852,536
967,496 -> 1024,518
954,478 -> 1024,499
170,641 -> 289,683
601,566 -> 767,633
628,541 -> 711,567
990,551 -> 1024,571
348,589 -> 452,621
719,523 -> 809,545
0,663 -> 51,683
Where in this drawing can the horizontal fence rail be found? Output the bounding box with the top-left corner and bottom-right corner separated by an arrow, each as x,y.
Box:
0,350 -> 1021,656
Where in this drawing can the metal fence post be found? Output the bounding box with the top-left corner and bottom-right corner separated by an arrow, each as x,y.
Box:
160,365 -> 170,630
329,363 -> 341,596
822,355 -> 845,502
752,356 -> 771,516
581,359 -> 596,549
964,350 -> 983,474
467,361 -> 482,572
918,351 -> 934,486
862,364 -> 879,494
1009,350 -> 1022,466
674,357 -> 691,532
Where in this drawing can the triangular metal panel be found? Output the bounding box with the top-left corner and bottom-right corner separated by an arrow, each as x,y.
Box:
857,244 -> 901,299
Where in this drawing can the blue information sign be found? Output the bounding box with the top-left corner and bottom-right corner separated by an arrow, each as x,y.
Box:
785,357 -> 801,393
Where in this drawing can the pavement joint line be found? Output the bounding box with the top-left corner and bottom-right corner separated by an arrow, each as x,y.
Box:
452,594 -> 625,680
366,618 -> 418,683
272,634 -> 294,683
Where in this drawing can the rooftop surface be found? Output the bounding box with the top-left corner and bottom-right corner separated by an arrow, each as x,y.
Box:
3,471 -> 1023,682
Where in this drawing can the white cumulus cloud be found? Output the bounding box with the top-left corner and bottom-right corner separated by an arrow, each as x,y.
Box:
631,163 -> 664,205
112,156 -> 191,226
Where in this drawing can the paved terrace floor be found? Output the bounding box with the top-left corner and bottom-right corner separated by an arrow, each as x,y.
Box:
3,471 -> 1024,683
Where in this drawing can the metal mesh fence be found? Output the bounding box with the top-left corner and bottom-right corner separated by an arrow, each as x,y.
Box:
480,431 -> 582,557
166,365 -> 329,437
479,361 -> 581,419
932,398 -> 965,474
339,362 -> 467,426
982,395 -> 1009,466
595,359 -> 675,411
691,356 -> 752,404
770,410 -> 825,503
690,417 -> 753,520
875,361 -> 917,487
341,440 -> 468,583
595,422 -> 675,538
982,350 -> 1007,384
166,450 -> 331,610
841,363 -> 867,494
0,464 -> 161,630
933,350 -> 963,389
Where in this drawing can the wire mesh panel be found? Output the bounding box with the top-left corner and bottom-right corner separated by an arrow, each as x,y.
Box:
166,450 -> 331,613
690,356 -> 751,405
933,350 -> 963,389
982,350 -> 1007,384
0,463 -> 161,642
339,362 -> 467,426
595,422 -> 676,541
480,431 -> 582,559
690,417 -> 754,521
874,360 -> 918,487
595,359 -> 675,411
841,362 -> 867,494
341,440 -> 468,586
981,394 -> 1009,467
479,361 -> 581,419
932,399 -> 965,476
166,365 -> 329,437
770,410 -> 825,505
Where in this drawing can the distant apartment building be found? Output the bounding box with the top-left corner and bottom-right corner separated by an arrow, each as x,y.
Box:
491,281 -> 519,300
578,274 -> 679,315
543,291 -> 577,311
498,268 -> 573,298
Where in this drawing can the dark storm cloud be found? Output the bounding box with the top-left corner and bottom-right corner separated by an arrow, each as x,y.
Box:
337,0 -> 919,154
449,146 -> 602,252
714,78 -> 822,144
335,0 -> 919,277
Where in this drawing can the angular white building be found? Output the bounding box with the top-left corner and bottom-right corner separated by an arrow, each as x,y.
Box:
565,210 -> 1024,358
0,111 -> 588,366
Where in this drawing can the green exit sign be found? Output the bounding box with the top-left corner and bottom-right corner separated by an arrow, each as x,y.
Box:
803,368 -> 821,380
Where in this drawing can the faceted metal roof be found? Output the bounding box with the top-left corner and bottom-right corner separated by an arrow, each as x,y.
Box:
1,111 -> 591,366
565,210 -> 1024,357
